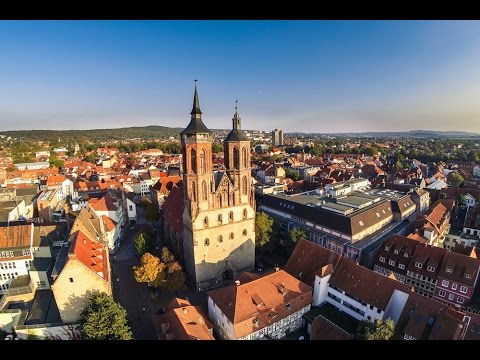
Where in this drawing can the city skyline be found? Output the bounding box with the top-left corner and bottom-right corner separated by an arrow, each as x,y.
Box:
1,20 -> 480,133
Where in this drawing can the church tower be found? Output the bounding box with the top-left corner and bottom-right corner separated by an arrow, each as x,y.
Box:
181,83 -> 255,291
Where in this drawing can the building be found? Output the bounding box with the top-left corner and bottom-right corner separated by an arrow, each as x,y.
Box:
260,187 -> 416,267
152,297 -> 214,340
13,162 -> 50,171
410,188 -> 430,214
207,269 -> 312,340
164,82 -> 256,291
271,128 -> 284,147
51,229 -> 111,323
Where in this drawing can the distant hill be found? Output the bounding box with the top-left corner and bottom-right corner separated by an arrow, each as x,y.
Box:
290,130 -> 480,138
0,125 -> 184,142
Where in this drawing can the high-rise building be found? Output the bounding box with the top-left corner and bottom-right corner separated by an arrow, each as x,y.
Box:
272,128 -> 284,146
179,82 -> 256,291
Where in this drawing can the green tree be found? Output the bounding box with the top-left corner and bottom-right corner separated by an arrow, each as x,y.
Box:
84,154 -> 96,163
449,172 -> 464,188
255,212 -> 274,248
212,143 -> 223,153
285,168 -> 300,181
134,232 -> 152,257
457,194 -> 467,206
79,292 -> 132,340
144,202 -> 160,227
357,318 -> 394,340
289,227 -> 306,245
133,253 -> 166,288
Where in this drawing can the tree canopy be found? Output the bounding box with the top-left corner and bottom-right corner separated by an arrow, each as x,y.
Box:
134,232 -> 152,257
79,292 -> 132,340
133,253 -> 166,288
255,212 -> 274,248
144,202 -> 160,226
357,318 -> 394,340
449,172 -> 464,188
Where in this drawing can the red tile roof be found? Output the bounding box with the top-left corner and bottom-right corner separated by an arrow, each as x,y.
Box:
46,175 -> 66,187
151,175 -> 182,194
284,238 -> 342,285
161,182 -> 184,234
0,224 -> 33,252
68,230 -> 109,282
311,315 -> 352,340
208,270 -> 312,339
89,193 -> 118,212
102,215 -> 117,232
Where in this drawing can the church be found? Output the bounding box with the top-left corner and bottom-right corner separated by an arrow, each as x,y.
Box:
161,82 -> 256,291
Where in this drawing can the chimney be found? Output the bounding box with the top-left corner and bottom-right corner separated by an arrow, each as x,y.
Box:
274,267 -> 280,272
234,280 -> 240,286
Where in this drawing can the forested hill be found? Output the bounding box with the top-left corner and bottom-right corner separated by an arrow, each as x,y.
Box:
0,125 -> 184,142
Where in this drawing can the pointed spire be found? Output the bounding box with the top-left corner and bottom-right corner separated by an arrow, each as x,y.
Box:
232,99 -> 241,130
190,79 -> 202,116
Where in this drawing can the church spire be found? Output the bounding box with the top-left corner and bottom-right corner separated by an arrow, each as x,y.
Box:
190,79 -> 202,116
233,100 -> 241,130
181,80 -> 210,135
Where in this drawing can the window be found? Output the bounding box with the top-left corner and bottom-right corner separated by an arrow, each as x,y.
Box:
129,205 -> 133,211
229,233 -> 234,240
218,214 -> 223,223
243,229 -> 247,236
452,283 -> 457,291
394,250 -> 399,255
205,238 -> 210,246
427,266 -> 435,272
439,290 -> 446,297
242,147 -> 248,168
415,262 -> 423,268
377,308 -> 381,314
229,211 -> 234,222
466,274 -> 472,279
190,148 -> 197,173
399,264 -> 405,270
217,235 -> 223,243
457,296 -> 464,304
243,208 -> 247,219
204,216 -> 209,228
69,278 -> 74,283
389,260 -> 395,266
404,253 -> 409,258
242,176 -> 248,195
385,246 -> 390,251
379,257 -> 385,263
442,280 -> 449,288
233,147 -> 240,169
200,149 -> 206,174
448,294 -> 455,301
446,268 -> 453,273
202,181 -> 208,201
359,221 -> 364,226
286,303 -> 291,311
460,286 -> 468,294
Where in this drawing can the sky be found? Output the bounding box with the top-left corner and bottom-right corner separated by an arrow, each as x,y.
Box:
1,20 -> 480,134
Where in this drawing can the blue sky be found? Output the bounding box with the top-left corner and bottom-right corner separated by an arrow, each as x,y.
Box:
0,20 -> 480,133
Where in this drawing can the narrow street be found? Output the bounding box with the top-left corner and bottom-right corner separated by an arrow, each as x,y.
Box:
110,207 -> 160,340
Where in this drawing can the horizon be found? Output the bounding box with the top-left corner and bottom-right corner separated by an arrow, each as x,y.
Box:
1,20 -> 480,133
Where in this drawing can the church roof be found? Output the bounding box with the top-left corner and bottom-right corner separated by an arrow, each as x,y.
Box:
181,81 -> 211,135
224,129 -> 249,142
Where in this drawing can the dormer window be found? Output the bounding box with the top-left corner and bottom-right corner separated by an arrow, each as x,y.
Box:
385,246 -> 390,251
379,256 -> 386,263
394,250 -> 399,255
399,264 -> 405,270
404,253 -> 409,258
466,274 -> 472,279
427,266 -> 435,272
415,262 -> 423,268
446,268 -> 453,273
389,260 -> 396,266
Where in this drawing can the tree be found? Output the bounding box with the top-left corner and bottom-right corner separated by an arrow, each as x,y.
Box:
255,212 -> 274,248
79,292 -> 132,340
449,172 -> 464,188
144,202 -> 160,227
212,143 -> 223,153
133,253 -> 166,288
49,154 -> 64,168
289,227 -> 306,245
285,168 -> 299,181
159,247 -> 185,292
84,154 -> 96,163
134,232 -> 152,257
457,193 -> 467,206
356,318 -> 394,340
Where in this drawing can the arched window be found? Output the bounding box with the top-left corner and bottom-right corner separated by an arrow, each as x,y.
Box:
218,214 -> 223,223
242,147 -> 247,168
233,147 -> 240,170
202,181 -> 207,201
218,194 -> 222,208
242,176 -> 248,195
200,149 -> 206,174
204,216 -> 208,228
190,148 -> 197,173
243,208 -> 248,220
204,238 -> 210,246
229,211 -> 233,222
218,235 -> 223,243
192,181 -> 196,202
243,229 -> 247,236
229,232 -> 234,240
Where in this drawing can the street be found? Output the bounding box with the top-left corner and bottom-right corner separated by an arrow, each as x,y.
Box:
110,208 -> 160,340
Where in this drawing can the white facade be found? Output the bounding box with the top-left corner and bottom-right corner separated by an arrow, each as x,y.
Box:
325,178 -> 370,197
56,179 -> 77,201
13,162 -> 50,171
207,296 -> 311,340
473,166 -> 480,179
0,258 -> 32,293
126,198 -> 137,223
